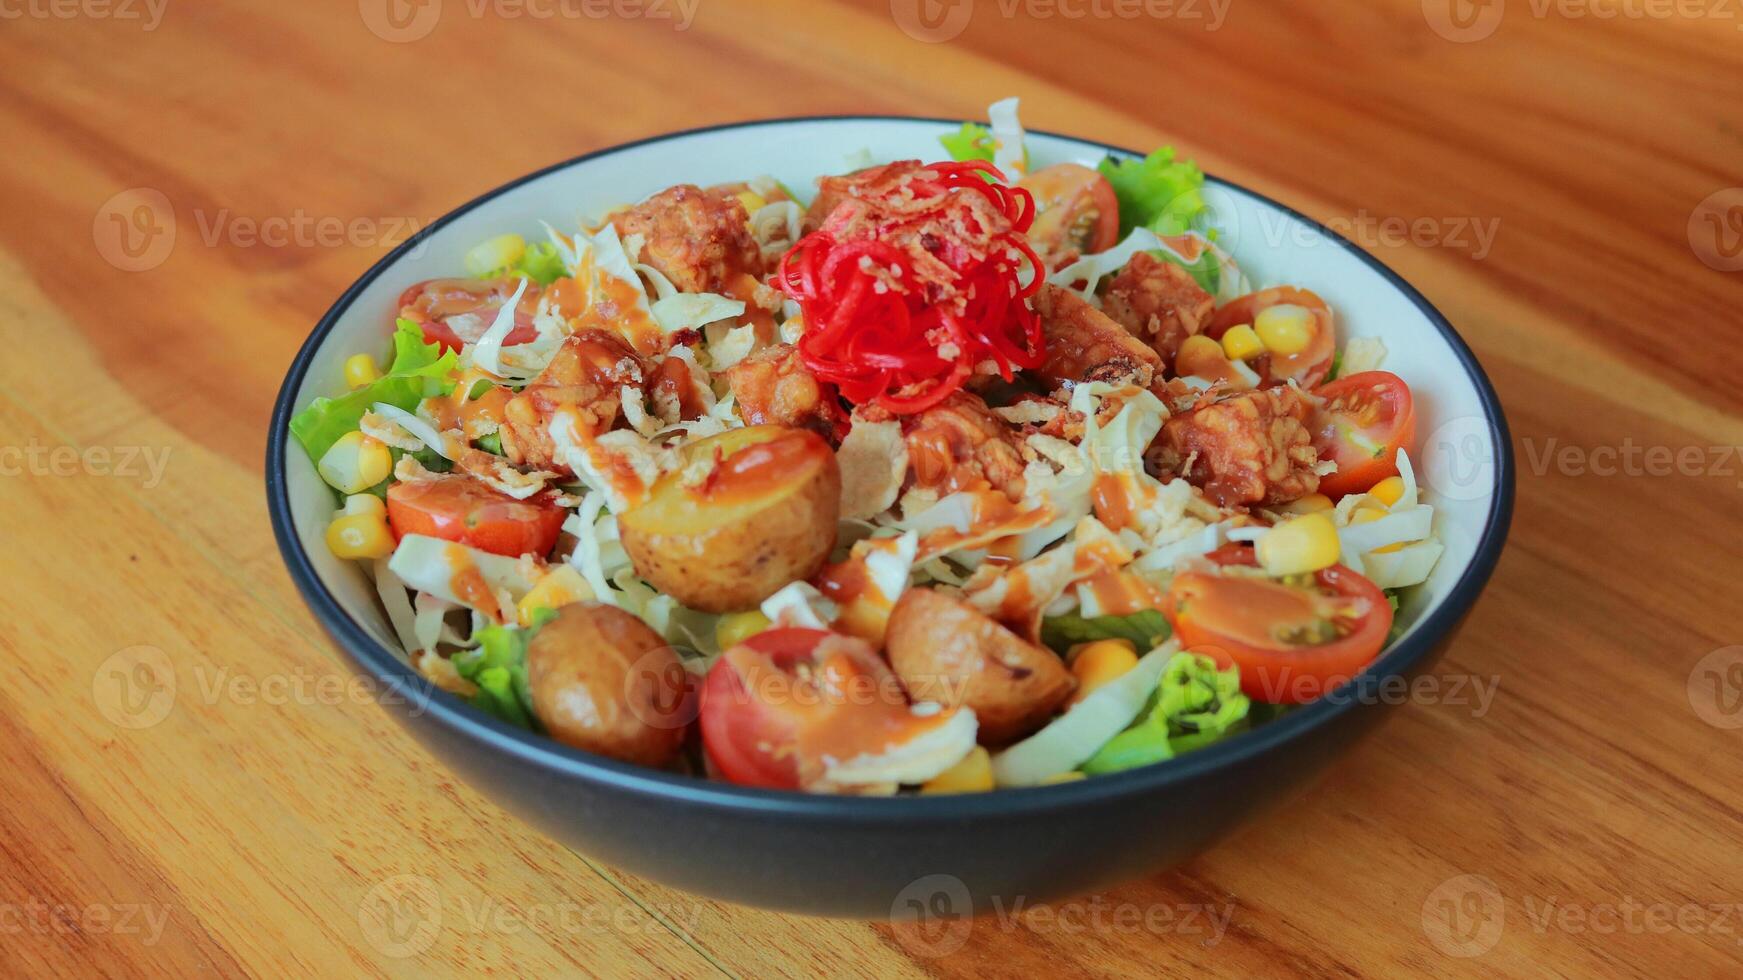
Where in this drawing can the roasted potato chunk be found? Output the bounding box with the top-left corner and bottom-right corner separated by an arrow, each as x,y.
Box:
885,588 -> 1075,745
1149,385 -> 1322,507
1033,283 -> 1164,390
610,184 -> 763,294
617,425 -> 840,613
1101,251 -> 1215,364
526,603 -> 691,767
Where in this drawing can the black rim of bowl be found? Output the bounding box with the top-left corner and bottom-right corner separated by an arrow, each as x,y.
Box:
267,115 -> 1516,821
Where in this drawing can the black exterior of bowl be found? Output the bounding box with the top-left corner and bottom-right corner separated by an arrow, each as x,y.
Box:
268,117 -> 1515,917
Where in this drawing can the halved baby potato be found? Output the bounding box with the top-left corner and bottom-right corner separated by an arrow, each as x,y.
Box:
618,424 -> 840,613
884,588 -> 1076,745
526,603 -> 692,767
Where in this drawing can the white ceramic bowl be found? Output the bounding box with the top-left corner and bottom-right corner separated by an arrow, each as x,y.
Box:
268,118 -> 1514,914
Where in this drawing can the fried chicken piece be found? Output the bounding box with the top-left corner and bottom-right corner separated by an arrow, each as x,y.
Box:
1032,283 -> 1164,391
802,161 -> 923,234
898,391 -> 1028,501
498,331 -> 643,472
1101,251 -> 1215,364
1149,386 -> 1321,508
610,185 -> 763,294
726,344 -> 844,440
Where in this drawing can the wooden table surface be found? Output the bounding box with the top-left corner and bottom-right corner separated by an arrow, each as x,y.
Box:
3,0 -> 1740,975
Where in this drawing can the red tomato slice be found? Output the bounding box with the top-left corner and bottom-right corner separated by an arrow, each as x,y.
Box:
1018,163 -> 1120,266
1164,545 -> 1392,704
699,629 -> 938,791
1312,371 -> 1416,499
385,476 -> 567,558
398,277 -> 542,351
698,629 -> 827,789
1206,286 -> 1336,388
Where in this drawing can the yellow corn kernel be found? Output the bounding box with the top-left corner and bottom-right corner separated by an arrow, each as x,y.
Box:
518,566 -> 595,625
1254,304 -> 1315,356
1069,639 -> 1139,705
342,493 -> 386,518
1178,334 -> 1224,364
715,609 -> 773,651
1220,323 -> 1263,361
1281,493 -> 1334,515
1256,512 -> 1341,577
326,505 -> 395,561
1368,476 -> 1406,508
343,353 -> 382,389
317,431 -> 392,495
733,190 -> 768,216
463,233 -> 527,277
1039,771 -> 1087,785
921,746 -> 994,794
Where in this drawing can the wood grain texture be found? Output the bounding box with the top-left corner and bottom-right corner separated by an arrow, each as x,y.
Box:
1,0 -> 1740,975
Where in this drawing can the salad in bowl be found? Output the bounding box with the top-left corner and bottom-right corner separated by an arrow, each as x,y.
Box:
289,99 -> 1444,797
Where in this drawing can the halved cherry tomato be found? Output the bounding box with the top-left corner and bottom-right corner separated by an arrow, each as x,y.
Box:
385,476 -> 567,558
1206,287 -> 1336,388
698,628 -> 827,789
1312,371 -> 1416,499
1164,545 -> 1392,704
1018,163 -> 1120,266
699,628 -> 944,791
398,277 -> 542,351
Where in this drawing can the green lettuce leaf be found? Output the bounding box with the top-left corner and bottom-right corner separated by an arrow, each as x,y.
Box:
450,607 -> 556,731
514,241 -> 568,285
1040,609 -> 1171,655
1099,147 -> 1208,237
1147,248 -> 1220,296
289,319 -> 459,463
1080,651 -> 1250,774
940,121 -> 996,163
